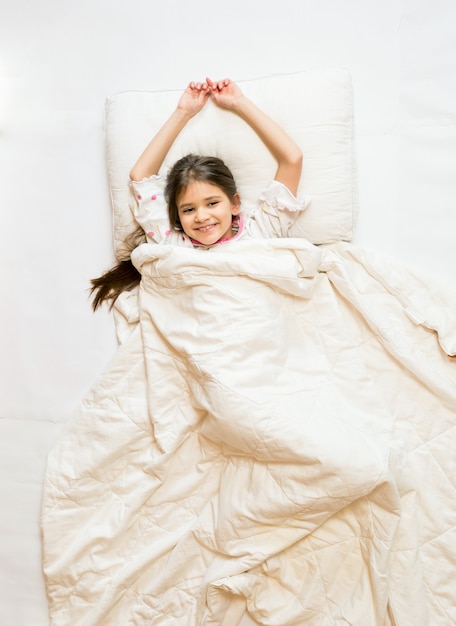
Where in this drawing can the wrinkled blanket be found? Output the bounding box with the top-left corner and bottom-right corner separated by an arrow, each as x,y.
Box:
41,239 -> 456,626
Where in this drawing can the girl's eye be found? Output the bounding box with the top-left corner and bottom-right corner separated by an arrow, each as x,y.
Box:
208,201 -> 219,207
182,207 -> 194,213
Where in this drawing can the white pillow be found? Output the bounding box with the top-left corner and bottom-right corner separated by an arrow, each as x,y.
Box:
105,69 -> 358,259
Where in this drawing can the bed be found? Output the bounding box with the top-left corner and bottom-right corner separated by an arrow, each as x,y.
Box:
40,71 -> 456,625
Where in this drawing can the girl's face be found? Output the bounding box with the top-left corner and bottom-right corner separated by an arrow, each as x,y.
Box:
177,180 -> 240,245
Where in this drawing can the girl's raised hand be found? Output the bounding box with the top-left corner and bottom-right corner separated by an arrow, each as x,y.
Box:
206,77 -> 244,110
177,81 -> 211,117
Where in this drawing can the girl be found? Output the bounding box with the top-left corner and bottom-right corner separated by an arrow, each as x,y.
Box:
91,77 -> 309,309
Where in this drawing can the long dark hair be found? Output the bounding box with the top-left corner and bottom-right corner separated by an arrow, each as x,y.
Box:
89,226 -> 145,311
91,154 -> 238,310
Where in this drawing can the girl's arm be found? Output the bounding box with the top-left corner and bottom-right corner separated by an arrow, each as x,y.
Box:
207,77 -> 303,196
129,82 -> 211,181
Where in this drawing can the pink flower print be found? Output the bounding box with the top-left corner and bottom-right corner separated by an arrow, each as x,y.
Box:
151,194 -> 157,201
148,231 -> 155,238
165,229 -> 171,236
137,194 -> 142,200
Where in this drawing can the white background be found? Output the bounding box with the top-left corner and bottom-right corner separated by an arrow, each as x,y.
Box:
1,0 -> 455,623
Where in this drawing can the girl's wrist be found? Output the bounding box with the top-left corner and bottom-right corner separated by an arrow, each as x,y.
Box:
173,106 -> 198,128
175,105 -> 195,119
229,94 -> 253,116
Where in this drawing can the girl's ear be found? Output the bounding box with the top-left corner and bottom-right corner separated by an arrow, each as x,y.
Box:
231,193 -> 241,215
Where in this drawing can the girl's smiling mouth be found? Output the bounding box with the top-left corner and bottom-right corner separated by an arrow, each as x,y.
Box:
196,224 -> 217,232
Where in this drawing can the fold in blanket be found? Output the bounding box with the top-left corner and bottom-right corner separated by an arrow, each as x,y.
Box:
42,239 -> 456,626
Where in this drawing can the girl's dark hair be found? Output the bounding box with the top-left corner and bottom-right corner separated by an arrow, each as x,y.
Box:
91,154 -> 238,310
165,154 -> 238,231
89,225 -> 145,311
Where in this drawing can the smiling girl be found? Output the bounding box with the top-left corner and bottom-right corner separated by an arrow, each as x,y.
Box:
91,78 -> 310,308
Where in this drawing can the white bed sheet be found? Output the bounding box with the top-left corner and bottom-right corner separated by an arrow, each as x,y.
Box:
1,0 -> 456,624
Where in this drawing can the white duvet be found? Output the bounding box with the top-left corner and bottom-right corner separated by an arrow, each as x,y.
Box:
41,239 -> 456,625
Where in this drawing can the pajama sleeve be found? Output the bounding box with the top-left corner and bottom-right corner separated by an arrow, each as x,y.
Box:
129,175 -> 171,243
253,180 -> 312,239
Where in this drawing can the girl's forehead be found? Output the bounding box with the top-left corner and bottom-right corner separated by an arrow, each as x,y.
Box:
179,180 -> 226,201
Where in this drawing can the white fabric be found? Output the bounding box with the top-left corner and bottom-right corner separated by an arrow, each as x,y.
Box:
42,240 -> 456,626
106,69 -> 358,258
130,175 -> 311,246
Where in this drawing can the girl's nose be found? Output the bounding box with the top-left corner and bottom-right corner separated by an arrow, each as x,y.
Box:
195,208 -> 209,222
